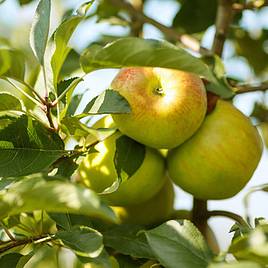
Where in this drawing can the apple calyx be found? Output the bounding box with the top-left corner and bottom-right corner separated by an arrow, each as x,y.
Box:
154,87 -> 164,96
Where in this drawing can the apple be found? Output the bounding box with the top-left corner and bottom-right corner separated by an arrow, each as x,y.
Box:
167,100 -> 263,200
111,67 -> 207,149
78,116 -> 166,206
112,178 -> 174,226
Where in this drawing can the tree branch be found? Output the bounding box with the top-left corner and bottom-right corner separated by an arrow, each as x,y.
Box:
232,0 -> 268,11
0,234 -> 54,254
235,81 -> 268,94
208,210 -> 251,228
212,0 -> 234,56
107,0 -> 209,54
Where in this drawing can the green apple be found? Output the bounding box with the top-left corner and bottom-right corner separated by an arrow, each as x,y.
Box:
78,117 -> 166,206
167,100 -> 263,200
111,67 -> 207,149
112,178 -> 174,226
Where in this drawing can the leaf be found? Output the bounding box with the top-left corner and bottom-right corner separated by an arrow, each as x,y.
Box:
19,0 -> 34,5
81,37 -> 212,79
83,90 -> 131,115
48,1 -> 93,89
144,220 -> 213,268
208,261 -> 262,268
66,94 -> 83,117
77,249 -> 113,268
0,253 -> 23,267
172,0 -> 217,34
0,48 -> 25,80
103,224 -> 155,259
114,135 -> 145,180
0,112 -> 65,177
30,0 -> 51,65
58,77 -> 84,119
260,123 -> 268,148
61,116 -> 117,142
0,177 -> 117,223
49,213 -> 92,231
56,226 -> 103,257
0,93 -> 22,111
59,49 -> 81,80
53,156 -> 78,178
80,38 -> 234,98
229,224 -> 268,265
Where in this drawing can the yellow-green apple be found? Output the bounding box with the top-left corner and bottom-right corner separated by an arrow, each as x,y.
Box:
112,178 -> 174,226
111,67 -> 207,149
167,100 -> 263,200
78,116 -> 166,206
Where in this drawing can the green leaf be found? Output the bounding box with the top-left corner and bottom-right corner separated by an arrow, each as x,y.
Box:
19,0 -> 34,5
52,156 -> 78,178
114,135 -> 145,181
103,224 -> 155,259
77,249 -> 113,267
0,112 -> 64,177
30,0 -> 51,65
145,220 -> 213,268
23,245 -> 57,268
49,213 -> 92,231
0,48 -> 25,80
0,93 -> 22,111
58,77 -> 84,119
66,94 -> 83,117
48,1 -> 93,89
0,253 -> 23,267
0,177 -> 117,223
208,261 -> 262,268
172,0 -> 217,34
61,116 -> 117,142
83,90 -> 131,115
80,38 -> 234,98
59,49 -> 81,80
81,37 -> 212,79
56,226 -> 103,257
229,224 -> 268,265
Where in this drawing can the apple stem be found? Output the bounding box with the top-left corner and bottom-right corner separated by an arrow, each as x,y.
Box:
192,198 -> 209,239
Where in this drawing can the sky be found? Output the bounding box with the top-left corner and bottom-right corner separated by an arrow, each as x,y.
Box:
0,0 -> 268,250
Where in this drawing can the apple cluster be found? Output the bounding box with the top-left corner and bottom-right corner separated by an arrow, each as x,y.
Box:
78,67 -> 263,226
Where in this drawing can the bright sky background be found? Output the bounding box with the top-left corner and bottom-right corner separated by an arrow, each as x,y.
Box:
1,0 -> 268,250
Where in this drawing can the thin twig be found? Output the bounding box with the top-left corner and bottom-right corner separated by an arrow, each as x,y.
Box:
212,0 -> 234,56
0,222 -> 15,241
107,0 -> 209,54
235,81 -> 268,94
208,210 -> 251,228
0,234 -> 54,254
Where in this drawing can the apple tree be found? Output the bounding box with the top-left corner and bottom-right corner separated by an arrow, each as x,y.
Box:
0,0 -> 267,267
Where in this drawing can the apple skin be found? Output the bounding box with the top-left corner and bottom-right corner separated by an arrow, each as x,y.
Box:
78,117 -> 166,206
111,67 -> 207,149
112,178 -> 174,226
167,100 -> 263,200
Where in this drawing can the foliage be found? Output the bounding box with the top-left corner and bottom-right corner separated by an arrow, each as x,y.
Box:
0,0 -> 267,267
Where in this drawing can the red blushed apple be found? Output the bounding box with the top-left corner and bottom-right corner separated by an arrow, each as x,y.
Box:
111,67 -> 207,149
